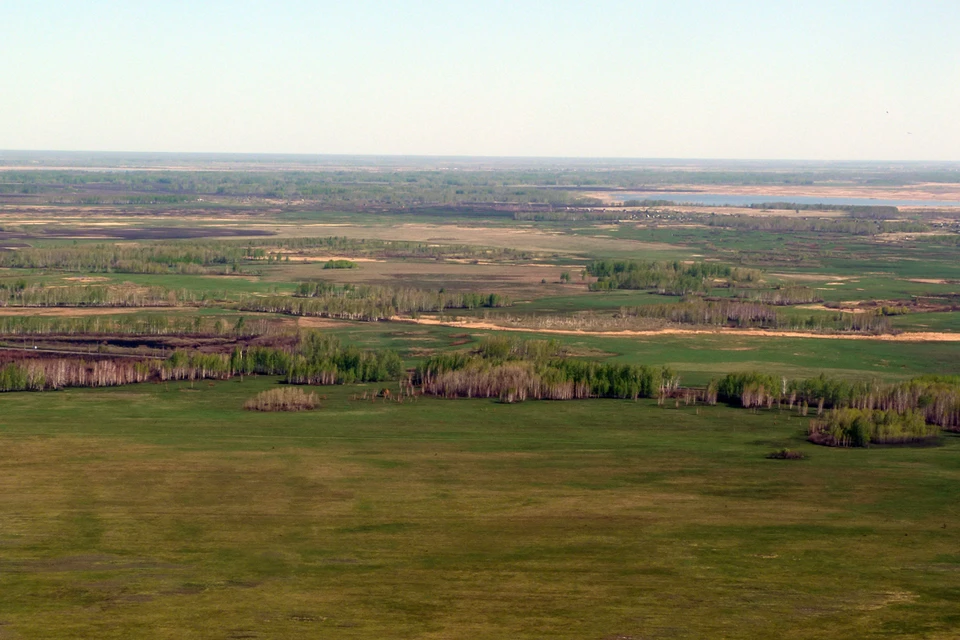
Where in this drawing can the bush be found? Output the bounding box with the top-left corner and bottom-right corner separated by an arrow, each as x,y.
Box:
243,387 -> 319,412
323,259 -> 357,269
766,448 -> 806,460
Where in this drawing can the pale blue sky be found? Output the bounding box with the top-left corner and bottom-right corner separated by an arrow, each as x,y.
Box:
2,0 -> 958,159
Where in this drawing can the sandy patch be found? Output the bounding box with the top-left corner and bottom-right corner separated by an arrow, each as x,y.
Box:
295,316 -> 353,329
771,274 -> 854,282
282,255 -> 382,263
797,304 -> 867,314
394,316 -> 960,342
876,231 -> 956,241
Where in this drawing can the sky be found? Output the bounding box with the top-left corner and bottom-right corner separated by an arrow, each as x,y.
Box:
2,0 -> 959,160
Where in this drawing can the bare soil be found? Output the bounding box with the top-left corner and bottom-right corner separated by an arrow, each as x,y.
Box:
0,226 -> 273,241
0,307 -> 161,317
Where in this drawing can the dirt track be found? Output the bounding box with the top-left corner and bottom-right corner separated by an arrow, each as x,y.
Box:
395,316 -> 960,342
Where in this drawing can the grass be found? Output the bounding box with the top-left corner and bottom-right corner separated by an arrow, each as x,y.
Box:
0,380 -> 959,638
313,320 -> 960,385
3,173 -> 960,637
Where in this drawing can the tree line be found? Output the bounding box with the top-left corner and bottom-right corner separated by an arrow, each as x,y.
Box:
0,314 -> 280,338
734,286 -> 822,305
414,337 -> 679,402
586,259 -> 760,295
701,214 -> 928,236
0,236 -> 539,274
240,283 -> 510,322
714,372 -> 960,432
0,333 -> 401,392
0,282 -> 198,307
617,299 -> 892,333
808,408 -> 938,447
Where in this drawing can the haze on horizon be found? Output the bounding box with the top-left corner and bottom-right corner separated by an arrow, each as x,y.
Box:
2,0 -> 958,162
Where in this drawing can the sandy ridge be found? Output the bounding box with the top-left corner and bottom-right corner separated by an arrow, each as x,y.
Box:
393,316 -> 960,342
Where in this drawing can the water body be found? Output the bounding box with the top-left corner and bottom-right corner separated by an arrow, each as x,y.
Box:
617,192 -> 960,208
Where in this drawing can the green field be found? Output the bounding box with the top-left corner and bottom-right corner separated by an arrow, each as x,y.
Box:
3,161 -> 960,637
1,380 -> 959,638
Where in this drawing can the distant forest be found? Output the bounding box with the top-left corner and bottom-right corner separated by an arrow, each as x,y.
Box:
2,164 -> 960,209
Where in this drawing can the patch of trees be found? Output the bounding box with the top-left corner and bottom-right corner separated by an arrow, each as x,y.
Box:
0,282 -> 197,307
586,259 -> 759,295
735,286 -> 822,305
323,259 -> 357,269
713,372 -> 960,439
243,387 -> 319,411
615,297 -> 891,333
206,334 -> 402,385
0,237 -> 539,274
619,300 -> 780,328
241,283 -> 510,322
702,214 -> 928,236
0,314 -> 278,338
237,236 -> 536,262
0,243 -> 242,274
745,203 -> 901,219
808,408 -> 938,447
0,359 -> 158,391
0,333 -> 401,392
414,337 -> 678,402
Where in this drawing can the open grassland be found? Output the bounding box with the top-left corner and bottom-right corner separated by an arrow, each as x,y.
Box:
0,380 -> 959,638
3,162 -> 960,637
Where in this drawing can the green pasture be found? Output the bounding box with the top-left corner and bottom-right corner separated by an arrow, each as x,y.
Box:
0,380 -> 958,638
316,321 -> 960,385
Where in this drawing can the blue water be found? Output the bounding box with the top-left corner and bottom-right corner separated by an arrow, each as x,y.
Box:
618,192 -> 960,208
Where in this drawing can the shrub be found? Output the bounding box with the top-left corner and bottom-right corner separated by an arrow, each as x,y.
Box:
323,259 -> 357,269
766,448 -> 806,460
243,387 -> 319,412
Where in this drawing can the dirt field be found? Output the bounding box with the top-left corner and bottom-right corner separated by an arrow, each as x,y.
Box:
0,307 -> 172,317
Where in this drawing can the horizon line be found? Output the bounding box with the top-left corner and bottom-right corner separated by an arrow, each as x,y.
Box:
2,149 -> 960,167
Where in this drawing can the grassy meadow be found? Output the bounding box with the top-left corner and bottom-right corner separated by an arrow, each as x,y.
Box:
2,162 -> 960,637
1,380 -> 960,639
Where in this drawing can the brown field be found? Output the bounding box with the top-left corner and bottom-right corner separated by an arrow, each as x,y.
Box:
266,259 -> 589,296
0,307 -> 167,317
0,224 -> 273,241
258,222 -> 682,255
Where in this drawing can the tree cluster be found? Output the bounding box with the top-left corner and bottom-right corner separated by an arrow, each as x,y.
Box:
242,283 -> 510,322
714,372 -> 960,433
587,259 -> 758,295
243,387 -> 319,412
414,337 -> 678,402
808,408 -> 938,447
